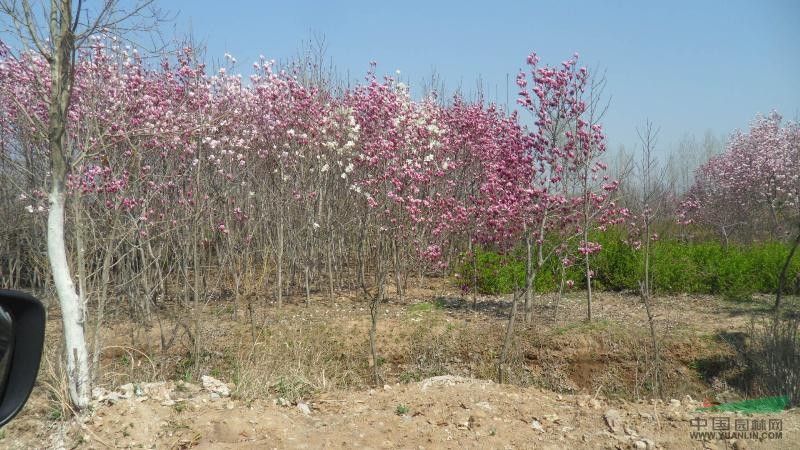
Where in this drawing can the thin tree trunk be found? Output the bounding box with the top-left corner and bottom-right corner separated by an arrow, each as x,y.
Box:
524,230 -> 533,323
775,228 -> 800,311
498,288 -> 523,384
392,238 -> 403,302
584,225 -> 593,321
91,231 -> 116,383
327,228 -> 335,303
192,226 -> 202,378
468,238 -> 477,306
276,218 -> 284,308
639,280 -> 661,398
304,263 -> 311,307
553,262 -> 565,322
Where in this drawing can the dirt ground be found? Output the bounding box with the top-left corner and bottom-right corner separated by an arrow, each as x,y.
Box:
5,376 -> 798,449
2,281 -> 798,449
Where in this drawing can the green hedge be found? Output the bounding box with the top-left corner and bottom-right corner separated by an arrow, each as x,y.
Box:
458,232 -> 800,299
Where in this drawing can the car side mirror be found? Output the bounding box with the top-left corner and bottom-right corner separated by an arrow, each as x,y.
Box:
0,290 -> 45,427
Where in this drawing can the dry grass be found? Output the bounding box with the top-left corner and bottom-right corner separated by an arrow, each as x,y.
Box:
32,284 -> 788,413
231,320 -> 369,402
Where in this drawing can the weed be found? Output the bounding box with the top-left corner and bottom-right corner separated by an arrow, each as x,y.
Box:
395,404 -> 409,415
407,302 -> 440,314
173,401 -> 187,413
48,407 -> 62,421
273,377 -> 315,403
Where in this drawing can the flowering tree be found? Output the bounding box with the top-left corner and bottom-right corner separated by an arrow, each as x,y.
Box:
516,53 -> 621,322
681,112 -> 800,309
0,0 -> 162,409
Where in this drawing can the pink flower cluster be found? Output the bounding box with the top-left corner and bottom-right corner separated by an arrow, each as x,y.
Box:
0,39 -> 622,268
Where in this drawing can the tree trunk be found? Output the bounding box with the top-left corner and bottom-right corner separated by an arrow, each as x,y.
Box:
553,262 -> 565,322
46,0 -> 90,410
524,231 -> 533,323
498,288 -> 523,384
276,218 -> 284,308
639,280 -> 661,399
775,227 -> 800,311
392,239 -> 404,302
48,190 -> 91,409
584,227 -> 593,321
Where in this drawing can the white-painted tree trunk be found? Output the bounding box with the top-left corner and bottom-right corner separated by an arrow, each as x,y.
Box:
48,188 -> 90,409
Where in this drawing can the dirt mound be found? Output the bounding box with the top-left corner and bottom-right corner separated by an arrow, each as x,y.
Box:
4,376 -> 797,449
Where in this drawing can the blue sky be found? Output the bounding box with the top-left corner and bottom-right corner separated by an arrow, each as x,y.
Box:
167,0 -> 800,154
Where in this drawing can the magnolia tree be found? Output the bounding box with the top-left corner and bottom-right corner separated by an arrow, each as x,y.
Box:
515,53 -> 622,322
625,120 -> 668,398
681,112 -> 800,309
0,0 -> 162,409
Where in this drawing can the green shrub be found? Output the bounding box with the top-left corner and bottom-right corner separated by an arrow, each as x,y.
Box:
458,232 -> 800,297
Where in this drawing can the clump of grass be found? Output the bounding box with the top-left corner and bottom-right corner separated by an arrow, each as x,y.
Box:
231,320 -> 368,401
745,316 -> 800,407
407,302 -> 441,314
395,404 -> 409,415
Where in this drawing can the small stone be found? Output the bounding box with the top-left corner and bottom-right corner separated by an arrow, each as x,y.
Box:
161,399 -> 175,407
201,375 -> 231,397
589,398 -> 602,409
297,402 -> 311,415
666,411 -> 685,421
543,413 -> 559,422
278,397 -> 290,407
226,401 -> 235,410
531,420 -> 545,432
623,426 -> 638,436
471,408 -> 487,419
209,393 -> 220,401
731,440 -> 748,450
603,409 -> 622,433
383,384 -> 392,390
633,441 -> 647,449
669,399 -> 681,408
475,401 -> 492,411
